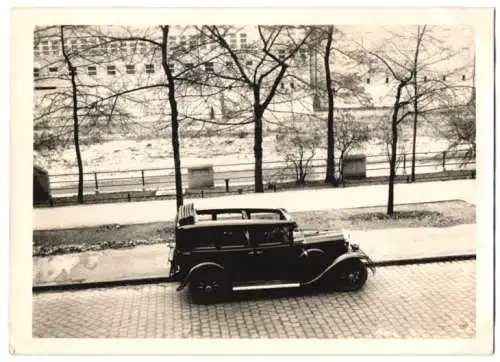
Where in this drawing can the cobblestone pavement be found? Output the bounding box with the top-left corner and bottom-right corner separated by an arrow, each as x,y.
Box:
33,261 -> 475,339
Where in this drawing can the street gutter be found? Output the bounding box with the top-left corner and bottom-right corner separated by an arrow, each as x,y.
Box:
32,253 -> 476,294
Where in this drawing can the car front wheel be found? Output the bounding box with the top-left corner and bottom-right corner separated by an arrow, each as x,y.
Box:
333,258 -> 368,292
189,269 -> 230,304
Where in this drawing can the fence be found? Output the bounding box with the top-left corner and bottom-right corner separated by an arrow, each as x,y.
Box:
46,148 -> 475,201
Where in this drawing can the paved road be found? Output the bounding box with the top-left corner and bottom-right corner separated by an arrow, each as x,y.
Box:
33,260 -> 475,339
34,179 -> 476,230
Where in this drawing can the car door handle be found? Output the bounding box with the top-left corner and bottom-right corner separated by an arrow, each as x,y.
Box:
248,250 -> 263,255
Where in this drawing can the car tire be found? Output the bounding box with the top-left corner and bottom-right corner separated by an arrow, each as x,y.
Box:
332,258 -> 368,292
189,269 -> 230,304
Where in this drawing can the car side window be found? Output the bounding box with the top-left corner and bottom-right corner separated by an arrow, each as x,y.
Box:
252,225 -> 291,247
218,228 -> 250,249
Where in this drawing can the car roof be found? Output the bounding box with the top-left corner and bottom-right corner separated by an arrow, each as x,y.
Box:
178,218 -> 295,230
175,203 -> 294,227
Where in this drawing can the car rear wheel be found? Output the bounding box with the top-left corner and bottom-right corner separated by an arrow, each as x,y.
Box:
334,258 -> 368,292
189,269 -> 230,304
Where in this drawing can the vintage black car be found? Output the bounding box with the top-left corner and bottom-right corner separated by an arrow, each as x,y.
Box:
168,203 -> 375,304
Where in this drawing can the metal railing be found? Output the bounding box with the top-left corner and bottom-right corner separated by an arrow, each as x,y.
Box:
46,148 -> 475,199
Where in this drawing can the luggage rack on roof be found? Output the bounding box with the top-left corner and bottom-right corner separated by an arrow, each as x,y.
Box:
177,203 -> 197,226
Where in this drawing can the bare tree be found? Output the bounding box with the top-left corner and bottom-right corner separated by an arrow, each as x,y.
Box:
203,25 -> 313,192
60,25 -> 85,203
409,25 -> 427,182
405,26 -> 473,181
305,26 -> 372,186
34,25 -> 130,203
334,111 -> 370,182
323,26 -> 336,185
358,25 -> 472,215
436,91 -> 476,164
91,25 -> 243,208
275,115 -> 322,186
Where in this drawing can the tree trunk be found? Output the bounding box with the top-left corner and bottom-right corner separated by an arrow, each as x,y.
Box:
61,26 -> 84,204
410,25 -> 425,182
387,84 -> 405,216
324,26 -> 337,185
169,94 -> 183,208
410,99 -> 418,182
387,111 -> 398,216
161,26 -> 183,208
253,88 -> 264,193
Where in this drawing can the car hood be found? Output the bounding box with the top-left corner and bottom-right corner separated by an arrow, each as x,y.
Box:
294,229 -> 346,244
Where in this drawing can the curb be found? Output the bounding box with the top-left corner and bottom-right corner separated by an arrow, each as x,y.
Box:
32,253 -> 476,294
368,253 -> 476,268
33,275 -> 175,294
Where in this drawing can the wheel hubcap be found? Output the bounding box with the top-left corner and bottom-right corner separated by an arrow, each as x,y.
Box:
198,281 -> 219,293
341,270 -> 360,284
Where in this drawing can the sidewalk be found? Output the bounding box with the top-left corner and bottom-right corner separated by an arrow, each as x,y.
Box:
32,179 -> 477,290
33,223 -> 476,289
33,179 -> 476,230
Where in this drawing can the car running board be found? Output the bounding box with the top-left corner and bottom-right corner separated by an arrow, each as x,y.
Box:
232,282 -> 301,291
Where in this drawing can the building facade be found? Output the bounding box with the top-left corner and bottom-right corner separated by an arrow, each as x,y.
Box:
33,25 -> 474,142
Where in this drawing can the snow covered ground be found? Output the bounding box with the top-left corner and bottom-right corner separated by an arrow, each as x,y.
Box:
40,133 -> 453,176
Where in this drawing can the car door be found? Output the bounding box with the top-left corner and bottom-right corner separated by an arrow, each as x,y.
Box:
249,224 -> 303,282
207,226 -> 258,283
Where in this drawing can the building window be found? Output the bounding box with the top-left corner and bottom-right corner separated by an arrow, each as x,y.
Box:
423,76 -> 428,82
189,35 -> 197,49
145,64 -> 155,74
278,49 -> 285,59
126,65 -> 135,74
88,66 -> 97,76
246,60 -> 253,67
70,39 -> 78,53
280,82 -> 284,89
139,42 -> 147,54
169,63 -> 176,72
290,81 -> 294,89
230,34 -> 237,48
110,42 -> 118,54
169,36 -> 177,44
240,33 -> 248,49
442,75 -> 447,81
120,41 -> 127,53
385,77 -> 389,84
225,61 -> 233,68
100,41 -> 108,53
462,74 -> 466,81
128,41 -> 136,53
51,40 -> 60,55
33,67 -> 40,78
49,67 -> 58,73
180,36 -> 187,49
41,40 -> 50,55
107,65 -> 116,75
70,66 -> 77,76
205,62 -> 214,72
88,39 -> 97,55
366,78 -> 370,84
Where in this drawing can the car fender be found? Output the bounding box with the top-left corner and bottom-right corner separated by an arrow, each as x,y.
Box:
298,248 -> 325,259
176,262 -> 225,291
302,251 -> 375,286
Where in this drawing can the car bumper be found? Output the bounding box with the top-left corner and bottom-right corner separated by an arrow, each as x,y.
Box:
350,243 -> 376,275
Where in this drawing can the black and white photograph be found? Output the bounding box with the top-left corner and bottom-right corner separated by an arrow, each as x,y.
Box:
8,5 -> 495,356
